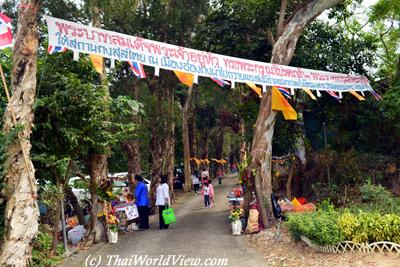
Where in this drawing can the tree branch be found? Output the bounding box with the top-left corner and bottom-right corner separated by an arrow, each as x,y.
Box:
267,30 -> 275,46
277,0 -> 287,37
271,0 -> 343,65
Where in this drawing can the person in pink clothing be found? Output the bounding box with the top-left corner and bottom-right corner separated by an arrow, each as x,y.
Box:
208,179 -> 215,207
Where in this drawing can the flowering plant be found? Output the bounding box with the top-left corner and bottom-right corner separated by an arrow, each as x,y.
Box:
98,211 -> 120,232
229,208 -> 242,222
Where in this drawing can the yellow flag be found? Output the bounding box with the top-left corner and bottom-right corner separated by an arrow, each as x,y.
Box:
272,86 -> 297,120
246,82 -> 262,98
349,90 -> 365,101
173,70 -> 194,87
303,88 -> 317,100
89,54 -> 103,74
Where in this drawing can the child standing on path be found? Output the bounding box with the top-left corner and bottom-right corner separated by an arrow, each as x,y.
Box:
202,182 -> 210,208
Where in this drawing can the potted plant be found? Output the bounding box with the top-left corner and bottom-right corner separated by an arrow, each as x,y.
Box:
229,208 -> 242,235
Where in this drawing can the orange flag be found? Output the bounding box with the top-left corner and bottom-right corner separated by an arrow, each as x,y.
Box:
272,86 -> 297,120
89,54 -> 103,74
349,90 -> 365,101
173,70 -> 194,87
246,82 -> 262,98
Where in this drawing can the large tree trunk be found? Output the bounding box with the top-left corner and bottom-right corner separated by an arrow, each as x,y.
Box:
216,127 -> 224,160
188,116 -> 196,158
167,88 -> 175,202
149,126 -> 162,207
250,0 -> 343,229
201,127 -> 209,159
0,1 -> 41,266
123,141 -> 142,177
86,2 -> 109,244
239,119 -> 247,162
286,158 -> 296,199
87,153 -> 108,244
294,111 -> 307,167
182,86 -> 195,192
123,80 -> 142,189
165,122 -> 175,201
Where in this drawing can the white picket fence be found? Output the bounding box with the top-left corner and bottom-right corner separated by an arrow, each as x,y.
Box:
301,236 -> 400,255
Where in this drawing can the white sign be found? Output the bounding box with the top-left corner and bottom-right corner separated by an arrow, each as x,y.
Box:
46,16 -> 373,92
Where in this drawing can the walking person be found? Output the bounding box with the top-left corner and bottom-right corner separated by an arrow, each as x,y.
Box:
201,167 -> 209,185
192,171 -> 200,194
134,174 -> 150,230
217,168 -> 224,185
208,179 -> 215,207
156,175 -> 171,230
202,181 -> 210,208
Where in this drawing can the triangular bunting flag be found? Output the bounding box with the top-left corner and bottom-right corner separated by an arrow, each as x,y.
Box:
128,61 -> 146,78
303,88 -> 317,100
349,90 -> 365,101
272,86 -> 297,120
276,86 -> 291,99
326,90 -> 341,102
89,54 -> 103,74
211,77 -> 230,87
173,70 -> 194,87
246,82 -> 262,98
47,45 -> 67,54
370,90 -> 382,100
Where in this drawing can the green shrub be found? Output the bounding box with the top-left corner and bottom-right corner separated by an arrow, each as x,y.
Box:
286,208 -> 400,246
360,181 -> 391,202
285,210 -> 342,245
30,231 -> 64,267
338,211 -> 400,244
353,182 -> 400,214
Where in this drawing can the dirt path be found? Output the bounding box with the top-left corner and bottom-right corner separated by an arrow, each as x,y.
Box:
61,174 -> 266,267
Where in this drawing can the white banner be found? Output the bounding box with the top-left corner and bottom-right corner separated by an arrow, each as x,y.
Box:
46,16 -> 373,92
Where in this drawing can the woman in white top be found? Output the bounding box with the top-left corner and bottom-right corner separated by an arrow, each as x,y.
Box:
156,175 -> 171,230
191,170 -> 200,194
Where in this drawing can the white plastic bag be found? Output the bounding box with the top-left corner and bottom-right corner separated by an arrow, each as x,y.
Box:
67,225 -> 85,245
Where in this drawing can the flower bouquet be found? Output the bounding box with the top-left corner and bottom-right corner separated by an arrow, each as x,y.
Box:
229,208 -> 243,235
98,211 -> 120,243
229,208 -> 242,222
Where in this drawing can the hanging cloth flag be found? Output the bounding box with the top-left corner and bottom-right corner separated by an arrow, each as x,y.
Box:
370,90 -> 382,100
211,77 -> 230,87
47,45 -> 67,54
129,61 -> 146,78
0,13 -> 13,49
276,86 -> 291,99
349,90 -> 365,101
173,70 -> 194,86
272,86 -> 297,120
303,88 -> 317,100
246,82 -> 262,98
89,54 -> 103,74
326,90 -> 341,102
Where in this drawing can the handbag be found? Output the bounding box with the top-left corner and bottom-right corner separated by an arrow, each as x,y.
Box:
162,206 -> 176,225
